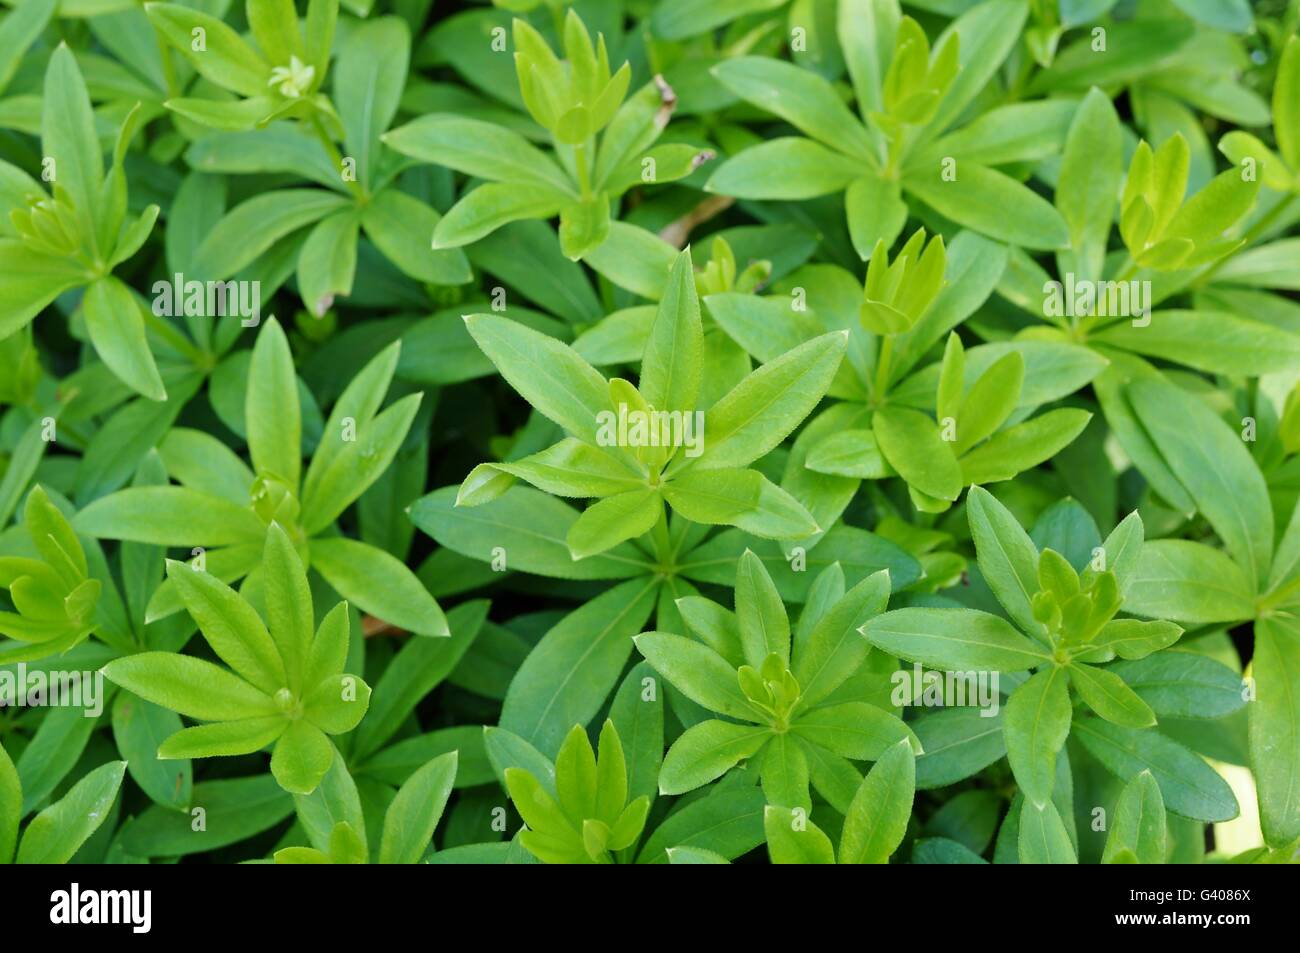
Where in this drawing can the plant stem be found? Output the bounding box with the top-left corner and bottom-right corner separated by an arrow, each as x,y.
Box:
574,141 -> 593,201
157,37 -> 179,99
650,505 -> 672,568
309,111 -> 366,201
873,335 -> 895,402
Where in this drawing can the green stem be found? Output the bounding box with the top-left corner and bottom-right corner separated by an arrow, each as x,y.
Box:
309,112 -> 365,201
873,335 -> 895,402
574,141 -> 593,201
649,505 -> 672,568
157,37 -> 179,99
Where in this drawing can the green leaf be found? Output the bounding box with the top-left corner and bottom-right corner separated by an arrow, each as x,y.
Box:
1089,619 -> 1183,661
1073,717 -> 1238,823
270,719 -> 334,795
1124,540 -> 1255,625
711,57 -> 876,160
193,190 -> 347,278
378,751 -> 458,864
15,706 -> 97,812
734,549 -> 790,669
384,114 -> 572,193
1102,770 -> 1166,864
74,486 -> 266,547
1017,799 -> 1077,864
121,775 -> 291,856
795,569 -> 890,708
352,600 -> 487,759
846,172 -> 908,260
410,486 -> 650,581
1109,652 -> 1242,719
659,719 -> 769,795
862,607 -> 1049,671
42,45 -> 102,245
764,805 -> 835,864
693,332 -> 847,471
706,138 -> 865,200
1251,615 -> 1300,847
360,189 -> 471,285
1069,662 -> 1156,728
465,313 -> 610,446
309,536 -> 447,637
1275,35 -> 1300,170
261,523 -> 313,692
666,846 -> 731,864
914,706 -> 1007,789
16,760 -> 125,864
147,3 -> 270,97
661,467 -> 763,526
651,0 -> 786,40
1003,667 -> 1072,808
434,181 -> 570,248
165,558 -> 287,693
301,392 -> 422,534
0,0 -> 54,97
246,318 -> 302,489
1127,376 -> 1272,591
904,162 -> 1069,250
558,196 -> 610,261
111,693 -> 190,811
608,663 -> 664,804
499,578 -> 657,758
634,631 -> 754,720
839,739 -> 915,864
296,211 -> 358,318
82,277 -> 165,402
792,702 -> 915,760
966,486 -> 1044,640
156,718 -> 285,759
566,490 -> 662,560
0,741 -> 20,864
873,406 -> 962,502
102,651 -> 276,721
958,409 -> 1093,486
636,787 -> 765,863
486,439 -> 644,501
247,0 -> 304,69
1096,311 -> 1300,377
641,248 -> 703,416
0,242 -> 89,339
335,16 -> 407,189
761,732 -> 809,810
1055,87 -> 1121,282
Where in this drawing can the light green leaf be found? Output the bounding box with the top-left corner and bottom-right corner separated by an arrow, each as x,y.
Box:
659,719 -> 769,795
862,607 -> 1049,671
309,537 -> 447,637
16,761 -> 125,864
1004,666 -> 1072,808
378,751 -> 458,864
838,739 -> 914,864
102,652 -> 276,721
1069,662 -> 1156,728
82,277 -> 164,402
1251,615 -> 1300,847
1102,770 -> 1166,864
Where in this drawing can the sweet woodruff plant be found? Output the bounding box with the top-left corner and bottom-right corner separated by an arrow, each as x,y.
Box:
0,0 -> 1298,866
